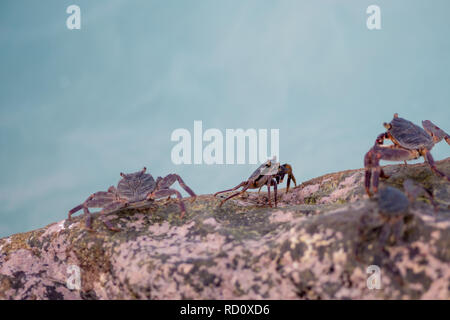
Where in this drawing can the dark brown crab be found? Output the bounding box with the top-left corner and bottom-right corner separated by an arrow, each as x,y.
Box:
68,167 -> 196,231
360,180 -> 429,246
214,158 -> 297,207
376,186 -> 410,245
364,113 -> 450,196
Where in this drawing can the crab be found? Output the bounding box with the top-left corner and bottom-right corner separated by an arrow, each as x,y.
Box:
375,186 -> 411,245
360,179 -> 434,247
358,186 -> 410,248
213,158 -> 297,207
68,167 -> 196,231
364,113 -> 450,196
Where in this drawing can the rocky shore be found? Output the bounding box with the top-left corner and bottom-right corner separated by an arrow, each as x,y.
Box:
1,158 -> 449,299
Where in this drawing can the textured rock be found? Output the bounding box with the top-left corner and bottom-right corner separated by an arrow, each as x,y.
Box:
0,158 -> 449,300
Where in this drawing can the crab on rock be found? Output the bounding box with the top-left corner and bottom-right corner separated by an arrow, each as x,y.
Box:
359,179 -> 433,248
214,158 -> 297,207
364,113 -> 450,196
68,167 -> 196,231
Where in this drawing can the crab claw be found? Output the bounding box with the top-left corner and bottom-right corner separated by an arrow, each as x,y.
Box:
422,120 -> 450,145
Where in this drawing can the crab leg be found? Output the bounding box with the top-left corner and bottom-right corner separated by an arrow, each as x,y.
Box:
364,164 -> 372,196
158,174 -> 197,199
218,183 -> 251,207
255,179 -> 280,206
68,190 -> 118,218
379,222 -> 391,245
68,204 -> 84,220
214,181 -> 247,197
77,206 -> 93,230
364,145 -> 419,196
391,218 -> 405,244
422,120 -> 450,145
271,178 -> 278,207
266,178 -> 272,207
68,189 -> 123,231
98,201 -> 127,231
148,189 -> 186,218
424,150 -> 450,182
286,173 -> 297,193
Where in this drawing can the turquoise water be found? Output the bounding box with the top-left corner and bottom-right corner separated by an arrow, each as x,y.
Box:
1,0 -> 449,237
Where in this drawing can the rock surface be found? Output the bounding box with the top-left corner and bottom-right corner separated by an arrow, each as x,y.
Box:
1,158 -> 449,300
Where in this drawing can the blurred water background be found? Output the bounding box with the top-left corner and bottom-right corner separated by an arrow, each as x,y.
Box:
1,0 -> 449,237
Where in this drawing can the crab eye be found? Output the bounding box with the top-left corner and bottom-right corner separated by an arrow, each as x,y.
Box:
120,172 -> 125,178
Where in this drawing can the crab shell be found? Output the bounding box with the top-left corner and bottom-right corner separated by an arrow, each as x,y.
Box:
385,116 -> 434,150
117,168 -> 157,202
247,160 -> 279,185
377,186 -> 409,217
